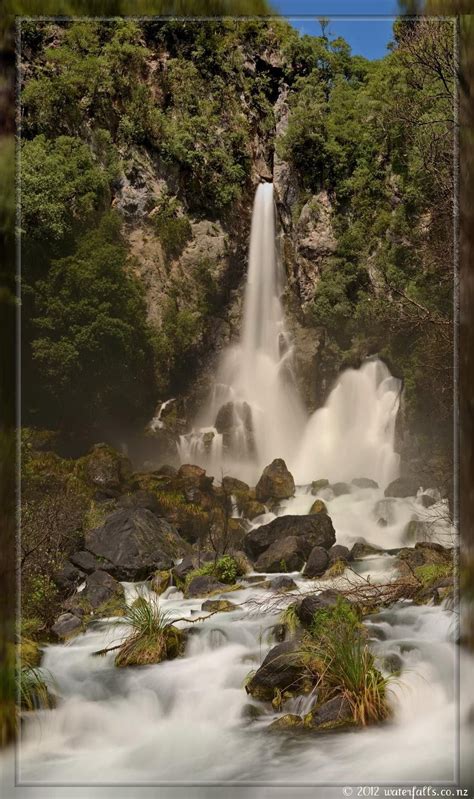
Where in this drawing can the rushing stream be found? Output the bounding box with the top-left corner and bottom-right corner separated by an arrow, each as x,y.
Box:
17,484 -> 458,787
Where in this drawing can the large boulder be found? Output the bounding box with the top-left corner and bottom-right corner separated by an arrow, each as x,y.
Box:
303,546 -> 329,578
246,641 -> 305,702
70,550 -> 105,574
186,574 -> 228,597
244,514 -> 335,561
328,544 -> 351,564
53,561 -> 85,592
177,464 -> 214,492
296,589 -> 346,627
51,612 -> 83,640
82,570 -> 124,610
384,476 -> 422,498
255,536 -> 306,573
222,476 -> 250,494
85,507 -> 188,580
255,459 -> 295,503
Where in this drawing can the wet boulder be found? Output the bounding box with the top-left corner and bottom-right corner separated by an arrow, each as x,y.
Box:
328,544 -> 351,564
246,641 -> 305,702
303,546 -> 329,578
350,541 -> 383,560
85,507 -> 189,581
309,499 -> 327,515
82,570 -> 125,610
172,554 -> 195,582
384,476 -> 421,498
255,536 -> 306,573
311,479 -> 329,495
243,500 -> 267,520
255,459 -> 295,503
352,477 -> 379,489
331,482 -> 352,497
53,561 -> 85,592
304,694 -> 353,730
177,464 -> 214,492
186,574 -> 228,597
244,513 -> 335,561
296,589 -> 347,627
201,598 -> 237,613
151,570 -> 171,595
269,576 -> 298,592
222,476 -> 250,494
51,612 -> 83,640
268,714 -> 304,732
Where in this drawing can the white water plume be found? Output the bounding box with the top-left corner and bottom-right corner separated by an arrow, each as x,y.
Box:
178,183 -> 401,488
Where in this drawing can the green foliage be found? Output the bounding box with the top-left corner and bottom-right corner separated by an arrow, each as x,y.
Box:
415,562 -> 453,587
185,555 -> 244,589
21,575 -> 59,629
21,135 -> 112,245
29,212 -> 156,427
152,196 -> 192,261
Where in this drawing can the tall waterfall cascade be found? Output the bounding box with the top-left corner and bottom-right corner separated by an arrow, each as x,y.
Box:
178,183 -> 401,487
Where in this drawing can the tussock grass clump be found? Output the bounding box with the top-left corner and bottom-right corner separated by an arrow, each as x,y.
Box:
301,598 -> 391,726
114,596 -> 184,668
279,604 -> 300,635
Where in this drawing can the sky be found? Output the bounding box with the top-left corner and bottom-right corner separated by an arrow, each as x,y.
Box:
273,0 -> 400,61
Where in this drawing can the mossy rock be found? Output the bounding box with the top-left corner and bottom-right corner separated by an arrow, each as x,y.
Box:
322,559 -> 346,579
309,499 -> 327,515
268,714 -> 303,731
151,570 -> 172,595
201,598 -> 237,613
243,500 -> 266,520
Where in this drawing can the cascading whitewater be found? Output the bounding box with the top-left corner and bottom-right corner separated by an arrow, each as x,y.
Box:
178,182 -> 306,484
292,359 -> 401,486
178,183 -> 401,487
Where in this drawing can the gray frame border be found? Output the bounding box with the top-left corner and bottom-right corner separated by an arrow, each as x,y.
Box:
14,12 -> 461,790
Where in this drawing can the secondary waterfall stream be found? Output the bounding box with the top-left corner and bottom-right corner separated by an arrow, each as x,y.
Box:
10,183 -> 463,795
178,183 -> 401,488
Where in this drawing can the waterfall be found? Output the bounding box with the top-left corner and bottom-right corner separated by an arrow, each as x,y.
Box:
178,182 -> 306,484
293,359 -> 401,486
178,183 -> 401,487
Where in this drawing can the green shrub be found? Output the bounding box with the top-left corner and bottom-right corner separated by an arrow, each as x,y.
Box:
152,197 -> 192,261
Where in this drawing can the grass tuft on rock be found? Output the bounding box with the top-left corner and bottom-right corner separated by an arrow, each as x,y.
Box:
114,596 -> 184,668
301,597 -> 391,727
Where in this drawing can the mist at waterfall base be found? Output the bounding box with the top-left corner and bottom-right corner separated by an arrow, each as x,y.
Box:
178,183 -> 401,489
